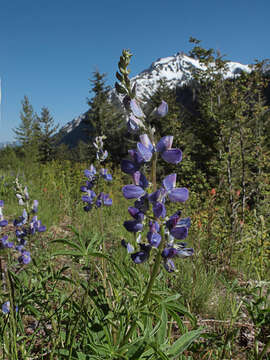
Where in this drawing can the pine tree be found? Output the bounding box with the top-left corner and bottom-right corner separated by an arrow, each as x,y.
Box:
83,71 -> 126,163
37,107 -> 59,163
13,96 -> 39,158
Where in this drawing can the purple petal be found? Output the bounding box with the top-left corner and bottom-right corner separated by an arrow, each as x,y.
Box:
121,159 -> 139,175
168,188 -> 189,203
153,202 -> 166,218
156,136 -> 173,153
163,174 -> 176,192
131,244 -> 151,264
176,248 -> 194,258
176,217 -> 191,228
0,220 -> 8,227
170,226 -> 189,240
0,200 -> 4,207
130,99 -> 144,118
124,220 -> 143,233
156,100 -> 168,117
122,185 -> 145,199
161,149 -> 182,164
137,143 -> 153,162
166,211 -> 182,230
164,259 -> 176,272
147,232 -> 161,247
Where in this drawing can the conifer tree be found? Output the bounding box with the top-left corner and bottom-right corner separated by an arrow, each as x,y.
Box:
37,107 -> 59,163
83,71 -> 126,163
13,96 -> 39,158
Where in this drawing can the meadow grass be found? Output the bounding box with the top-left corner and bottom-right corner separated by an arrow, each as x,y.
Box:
0,161 -> 269,359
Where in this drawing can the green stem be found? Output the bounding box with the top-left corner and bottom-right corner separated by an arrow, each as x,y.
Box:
120,226 -> 165,346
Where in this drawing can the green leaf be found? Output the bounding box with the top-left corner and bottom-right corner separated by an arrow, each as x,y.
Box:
166,328 -> 203,356
51,238 -> 84,252
121,339 -> 147,360
156,305 -> 168,345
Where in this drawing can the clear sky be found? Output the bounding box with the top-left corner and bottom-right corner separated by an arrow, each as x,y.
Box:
0,0 -> 269,142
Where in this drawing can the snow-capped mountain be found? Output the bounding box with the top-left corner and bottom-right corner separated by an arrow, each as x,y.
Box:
125,52 -> 251,100
58,52 -> 251,144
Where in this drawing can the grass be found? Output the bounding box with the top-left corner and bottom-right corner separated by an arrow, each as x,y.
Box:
0,160 -> 269,359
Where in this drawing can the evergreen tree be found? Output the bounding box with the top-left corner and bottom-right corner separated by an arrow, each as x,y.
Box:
37,107 -> 59,163
13,96 -> 39,158
83,71 -> 126,163
13,96 -> 38,151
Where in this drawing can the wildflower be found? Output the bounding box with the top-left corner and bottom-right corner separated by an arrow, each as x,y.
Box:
0,201 -> 8,227
18,250 -> 31,265
122,171 -> 148,200
147,221 -> 161,248
150,100 -> 168,118
100,168 -> 113,181
2,301 -> 18,314
121,239 -> 134,253
95,192 -> 112,207
210,188 -> 216,196
137,135 -> 182,164
32,200 -> 39,213
13,209 -> 28,227
162,242 -> 194,272
0,235 -> 14,248
30,216 -> 46,234
131,243 -> 151,264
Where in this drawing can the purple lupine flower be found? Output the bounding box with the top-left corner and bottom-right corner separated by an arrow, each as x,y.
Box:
13,209 -> 28,227
2,301 -> 18,314
127,114 -> 145,133
95,192 -> 112,207
18,250 -> 31,265
148,189 -> 167,218
32,200 -> 38,213
161,242 -> 194,273
80,180 -> 94,192
123,220 -> 143,233
137,134 -> 182,164
162,174 -> 189,203
123,206 -> 144,233
131,243 -> 151,264
30,216 -> 46,234
122,185 -> 145,200
82,190 -> 96,204
0,219 -> 8,227
121,149 -> 144,175
24,187 -> 29,200
121,239 -> 134,253
0,201 -> 8,227
163,258 -> 176,273
151,100 -> 169,118
84,165 -> 96,180
16,193 -> 24,206
123,96 -> 145,119
156,136 -> 182,164
147,221 -> 161,248
170,217 -> 191,240
100,168 -> 113,181
0,235 -> 14,248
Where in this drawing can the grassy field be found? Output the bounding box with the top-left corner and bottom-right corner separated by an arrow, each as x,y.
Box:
0,160 -> 269,359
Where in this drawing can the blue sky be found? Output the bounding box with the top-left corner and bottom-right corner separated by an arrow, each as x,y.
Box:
0,0 -> 269,142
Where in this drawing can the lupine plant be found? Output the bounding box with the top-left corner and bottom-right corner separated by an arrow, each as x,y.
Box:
114,50 -> 201,353
0,178 -> 46,359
